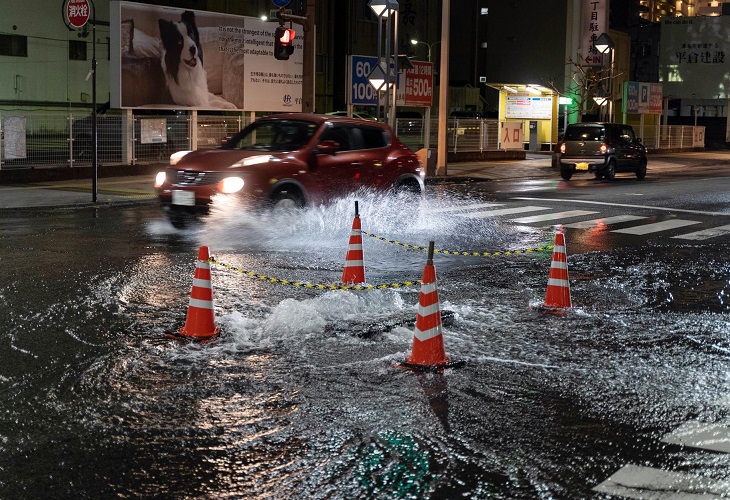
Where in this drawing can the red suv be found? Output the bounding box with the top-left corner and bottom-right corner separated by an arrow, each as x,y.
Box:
154,113 -> 425,227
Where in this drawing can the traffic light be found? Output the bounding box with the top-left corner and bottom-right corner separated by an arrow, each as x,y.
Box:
274,26 -> 295,60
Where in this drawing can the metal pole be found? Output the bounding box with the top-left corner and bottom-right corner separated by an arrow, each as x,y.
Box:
389,8 -> 398,129
384,12 -> 391,125
302,0 -> 316,113
91,0 -> 98,203
376,15 -> 382,121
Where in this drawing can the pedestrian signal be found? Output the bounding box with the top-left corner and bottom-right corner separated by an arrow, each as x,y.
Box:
274,26 -> 295,60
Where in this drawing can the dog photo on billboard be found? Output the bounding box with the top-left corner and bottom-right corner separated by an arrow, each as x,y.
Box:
157,11 -> 236,109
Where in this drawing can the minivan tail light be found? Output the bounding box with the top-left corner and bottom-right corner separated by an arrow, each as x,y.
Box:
599,143 -> 608,154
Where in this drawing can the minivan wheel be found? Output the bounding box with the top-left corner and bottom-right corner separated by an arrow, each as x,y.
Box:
635,158 -> 647,180
604,160 -> 616,180
559,167 -> 573,180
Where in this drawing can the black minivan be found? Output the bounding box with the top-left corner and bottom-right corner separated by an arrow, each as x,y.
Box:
557,123 -> 647,180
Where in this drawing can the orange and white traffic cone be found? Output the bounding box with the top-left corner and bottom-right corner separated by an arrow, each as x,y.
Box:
341,201 -> 366,284
542,231 -> 572,309
400,242 -> 464,372
169,246 -> 220,341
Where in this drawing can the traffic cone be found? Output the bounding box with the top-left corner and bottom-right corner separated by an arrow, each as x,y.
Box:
543,231 -> 572,309
341,201 -> 366,284
170,246 -> 220,341
400,242 -> 464,372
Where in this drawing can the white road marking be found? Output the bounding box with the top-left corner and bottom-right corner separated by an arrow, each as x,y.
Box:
512,196 -> 730,217
423,202 -> 503,214
563,215 -> 648,228
673,224 -> 730,241
455,206 -> 550,218
510,210 -> 599,223
593,464 -> 730,499
613,219 -> 700,235
661,421 -> 730,453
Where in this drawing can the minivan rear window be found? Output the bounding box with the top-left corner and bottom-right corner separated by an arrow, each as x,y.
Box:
564,126 -> 604,141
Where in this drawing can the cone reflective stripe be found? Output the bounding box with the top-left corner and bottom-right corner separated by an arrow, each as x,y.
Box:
179,246 -> 220,340
543,232 -> 572,309
342,202 -> 366,284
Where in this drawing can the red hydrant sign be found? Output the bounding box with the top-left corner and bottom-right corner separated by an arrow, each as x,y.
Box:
66,0 -> 91,29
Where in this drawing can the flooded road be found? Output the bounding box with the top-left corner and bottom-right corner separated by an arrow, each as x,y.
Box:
1,191 -> 729,498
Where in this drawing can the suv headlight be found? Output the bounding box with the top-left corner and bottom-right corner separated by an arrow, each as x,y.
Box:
218,177 -> 245,194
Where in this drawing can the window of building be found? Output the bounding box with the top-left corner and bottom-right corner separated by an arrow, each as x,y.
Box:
0,34 -> 28,57
69,40 -> 87,61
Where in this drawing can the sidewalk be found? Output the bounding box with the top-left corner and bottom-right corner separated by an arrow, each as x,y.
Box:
1,150 -> 729,210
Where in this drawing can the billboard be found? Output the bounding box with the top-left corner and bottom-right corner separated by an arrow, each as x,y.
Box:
110,1 -> 303,111
624,81 -> 662,114
659,16 -> 730,99
505,95 -> 553,120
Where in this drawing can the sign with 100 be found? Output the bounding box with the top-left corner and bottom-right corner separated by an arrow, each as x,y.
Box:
349,55 -> 379,106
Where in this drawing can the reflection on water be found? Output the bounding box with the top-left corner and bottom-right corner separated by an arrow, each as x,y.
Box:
1,201 -> 729,498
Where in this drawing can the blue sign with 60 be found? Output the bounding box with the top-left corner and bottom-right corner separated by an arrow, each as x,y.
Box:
349,55 -> 379,106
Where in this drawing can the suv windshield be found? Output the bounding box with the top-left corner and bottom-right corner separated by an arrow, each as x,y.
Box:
564,125 -> 605,141
224,120 -> 318,152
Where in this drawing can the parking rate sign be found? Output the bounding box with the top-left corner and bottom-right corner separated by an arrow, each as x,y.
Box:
349,55 -> 379,106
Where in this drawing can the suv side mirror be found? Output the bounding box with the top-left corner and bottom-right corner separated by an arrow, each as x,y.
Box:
316,139 -> 340,155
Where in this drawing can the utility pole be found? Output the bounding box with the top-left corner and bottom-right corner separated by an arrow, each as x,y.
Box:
436,0 -> 450,176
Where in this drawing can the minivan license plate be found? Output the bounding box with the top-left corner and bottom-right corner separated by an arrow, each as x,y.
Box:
576,162 -> 589,171
172,190 -> 195,206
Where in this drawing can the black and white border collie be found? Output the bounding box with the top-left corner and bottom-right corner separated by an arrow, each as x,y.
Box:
158,11 -> 235,109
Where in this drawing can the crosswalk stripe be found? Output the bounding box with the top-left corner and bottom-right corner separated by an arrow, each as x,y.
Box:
612,219 -> 700,235
672,224 -> 730,241
510,210 -> 599,223
563,215 -> 648,228
661,420 -> 730,453
424,202 -> 503,214
593,464 -> 730,498
455,206 -> 550,218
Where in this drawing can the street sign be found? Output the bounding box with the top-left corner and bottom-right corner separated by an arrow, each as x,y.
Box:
66,0 -> 91,29
349,55 -> 379,106
402,61 -> 433,107
272,0 -> 291,7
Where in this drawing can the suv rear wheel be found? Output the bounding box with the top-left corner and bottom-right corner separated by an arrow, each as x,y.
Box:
559,167 -> 573,180
604,159 -> 616,181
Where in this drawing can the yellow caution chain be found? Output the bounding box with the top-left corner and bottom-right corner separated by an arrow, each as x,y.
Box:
208,257 -> 422,291
363,231 -> 554,257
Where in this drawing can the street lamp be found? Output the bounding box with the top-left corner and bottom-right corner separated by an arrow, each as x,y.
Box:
410,38 -> 440,62
594,32 -> 614,122
368,0 -> 399,127
593,86 -> 609,121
